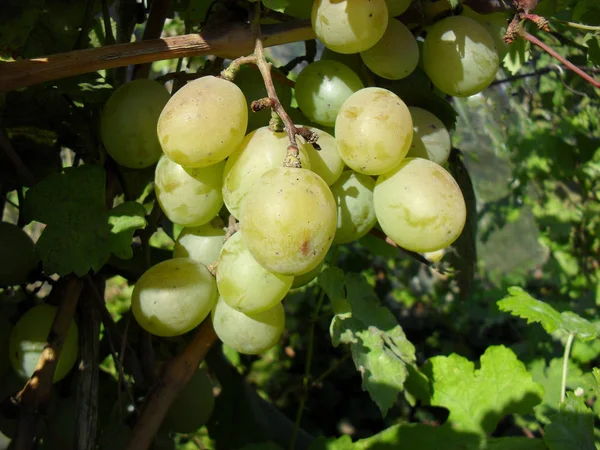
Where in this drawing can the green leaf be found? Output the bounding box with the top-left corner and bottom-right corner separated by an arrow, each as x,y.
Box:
261,0 -> 288,12
498,287 -> 563,334
544,393 -> 595,450
319,268 -> 416,417
426,345 -> 544,434
0,0 -> 45,58
559,312 -> 598,341
584,34 -> 600,66
446,0 -> 460,8
503,38 -> 531,75
108,202 -> 147,260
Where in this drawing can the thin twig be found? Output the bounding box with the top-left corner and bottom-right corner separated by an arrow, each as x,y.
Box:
551,19 -> 600,32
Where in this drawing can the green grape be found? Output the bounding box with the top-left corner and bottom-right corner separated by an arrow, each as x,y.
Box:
163,367 -> 214,433
320,48 -> 365,83
222,127 -> 312,218
406,107 -> 451,165
217,232 -> 292,314
311,0 -> 389,54
335,87 -> 413,175
331,170 -> 377,244
155,155 -> 225,227
423,16 -> 499,97
240,167 -> 337,276
462,6 -> 509,59
0,222 -> 37,287
9,304 -> 79,382
301,126 -> 344,186
292,259 -> 324,289
211,297 -> 285,355
360,18 -> 419,80
374,158 -> 466,252
173,220 -> 226,266
100,79 -> 169,169
157,76 -> 248,167
424,248 -> 446,263
386,0 -> 411,16
295,60 -> 364,127
131,258 -> 218,337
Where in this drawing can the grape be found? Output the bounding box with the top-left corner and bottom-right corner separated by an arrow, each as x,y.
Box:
157,76 -> 248,167
131,258 -> 217,337
406,107 -> 451,165
422,16 -> 499,97
424,248 -> 446,263
211,297 -> 285,355
222,127 -> 312,218
462,6 -> 509,59
292,259 -> 324,289
217,232 -> 292,314
295,60 -> 364,127
335,87 -> 413,175
0,222 -> 37,287
100,79 -> 170,169
155,155 -> 225,227
9,304 -> 79,382
386,0 -> 411,16
331,170 -> 377,244
360,19 -> 419,80
320,48 -> 366,83
373,158 -> 466,252
311,0 -> 389,54
301,126 -> 344,186
241,167 -> 337,276
163,367 -> 214,433
173,220 -> 226,266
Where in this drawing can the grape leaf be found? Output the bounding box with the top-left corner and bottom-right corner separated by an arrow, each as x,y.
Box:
559,312 -> 599,341
261,0 -> 288,12
425,345 -> 544,434
319,268 -> 416,417
108,202 -> 148,260
0,0 -> 44,58
504,38 -> 531,75
544,393 -> 595,450
497,287 -> 563,334
584,34 -> 600,66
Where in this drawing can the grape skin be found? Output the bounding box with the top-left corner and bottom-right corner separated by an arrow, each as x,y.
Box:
292,259 -> 325,288
0,222 -> 37,287
335,87 -> 413,175
406,107 -> 451,165
155,155 -> 225,227
216,232 -> 293,315
173,221 -> 226,266
295,60 -> 364,127
423,16 -> 499,98
374,158 -> 467,252
157,76 -> 248,167
300,126 -> 345,186
386,0 -> 411,16
240,167 -> 337,276
131,258 -> 218,337
211,297 -> 285,355
311,0 -> 389,54
462,6 -> 509,59
163,368 -> 214,433
100,79 -> 170,169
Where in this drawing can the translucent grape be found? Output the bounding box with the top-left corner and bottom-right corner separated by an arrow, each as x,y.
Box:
163,368 -> 214,433
131,258 -> 218,337
331,170 -> 377,244
386,0 -> 411,16
301,126 -> 344,185
320,48 -> 366,83
462,6 -> 509,59
9,304 -> 79,382
406,107 -> 451,165
295,60 -> 364,127
216,232 -> 293,314
0,222 -> 37,287
155,155 -> 225,227
211,297 -> 285,355
173,220 -> 226,266
423,16 -> 499,97
240,167 -> 337,276
335,87 -> 413,175
360,19 -> 419,80
100,79 -> 170,169
222,127 -> 311,218
374,158 -> 466,252
157,76 -> 248,167
311,0 -> 389,54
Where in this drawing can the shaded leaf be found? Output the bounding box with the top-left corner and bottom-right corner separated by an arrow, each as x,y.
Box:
544,393 -> 595,450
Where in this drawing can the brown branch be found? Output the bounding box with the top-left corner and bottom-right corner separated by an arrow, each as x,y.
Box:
0,20 -> 314,92
126,319 -> 218,450
0,129 -> 36,186
13,277 -> 84,450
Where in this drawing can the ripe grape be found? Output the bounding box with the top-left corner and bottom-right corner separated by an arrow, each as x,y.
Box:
9,304 -> 79,382
360,19 -> 419,80
374,158 -> 466,252
163,367 -> 214,433
157,76 -> 247,167
311,0 -> 389,54
0,222 -> 37,287
335,87 -> 413,175
331,170 -> 377,244
222,127 -> 311,218
320,48 -> 366,83
216,232 -> 293,314
462,6 -> 509,59
423,16 -> 499,97
292,259 -> 325,288
155,155 -> 225,227
100,79 -> 170,169
301,126 -> 344,186
240,167 -> 337,276
131,258 -> 217,337
406,107 -> 451,165
295,60 -> 364,127
386,0 -> 411,16
173,220 -> 226,266
211,297 -> 285,355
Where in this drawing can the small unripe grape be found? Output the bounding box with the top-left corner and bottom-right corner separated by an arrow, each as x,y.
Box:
163,368 -> 214,433
406,107 -> 451,165
301,126 -> 344,186
0,222 -> 37,287
173,221 -> 226,266
386,0 -> 411,16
